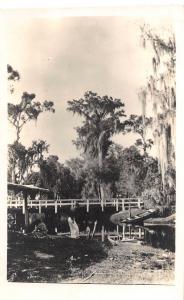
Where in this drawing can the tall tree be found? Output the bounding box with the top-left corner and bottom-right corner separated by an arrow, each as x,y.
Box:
8,140 -> 49,183
8,92 -> 55,142
140,24 -> 176,188
39,155 -> 81,199
7,65 -> 55,184
67,91 -> 126,203
123,114 -> 153,156
115,145 -> 162,203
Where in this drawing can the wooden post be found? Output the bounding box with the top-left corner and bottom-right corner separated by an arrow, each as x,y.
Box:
139,227 -> 142,239
116,198 -> 119,212
101,225 -> 105,242
22,196 -> 25,214
55,200 -> 57,214
87,199 -> 89,213
129,226 -> 132,239
101,200 -> 104,212
23,192 -> 29,232
116,225 -> 119,236
122,199 -> 125,211
39,200 -> 41,214
91,220 -> 97,239
138,197 -> 141,208
122,224 -> 125,240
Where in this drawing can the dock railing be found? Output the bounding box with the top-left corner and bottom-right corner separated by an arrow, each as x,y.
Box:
7,196 -> 144,213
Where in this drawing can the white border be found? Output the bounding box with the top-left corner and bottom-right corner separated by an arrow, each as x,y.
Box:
0,4 -> 183,300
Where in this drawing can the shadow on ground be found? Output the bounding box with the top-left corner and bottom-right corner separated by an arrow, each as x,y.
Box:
7,231 -> 110,283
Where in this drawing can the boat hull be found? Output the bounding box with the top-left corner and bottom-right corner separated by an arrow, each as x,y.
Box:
110,208 -> 157,225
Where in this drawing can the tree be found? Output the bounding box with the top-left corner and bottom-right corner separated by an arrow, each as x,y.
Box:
66,158 -> 86,197
115,145 -> 162,204
115,146 -> 145,197
140,24 -> 176,188
8,140 -> 49,183
7,65 -> 55,184
39,155 -> 81,199
8,92 -> 55,142
123,114 -> 153,156
7,64 -> 20,94
67,91 -> 126,203
8,142 -> 27,183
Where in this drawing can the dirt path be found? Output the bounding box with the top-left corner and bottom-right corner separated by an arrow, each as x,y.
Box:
8,231 -> 175,284
62,242 -> 175,284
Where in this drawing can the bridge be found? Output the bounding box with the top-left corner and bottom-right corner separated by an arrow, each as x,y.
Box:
7,197 -> 144,213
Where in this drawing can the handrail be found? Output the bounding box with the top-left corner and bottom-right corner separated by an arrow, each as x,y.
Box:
7,197 -> 144,213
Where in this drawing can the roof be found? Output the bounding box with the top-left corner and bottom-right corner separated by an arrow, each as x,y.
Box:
7,182 -> 49,193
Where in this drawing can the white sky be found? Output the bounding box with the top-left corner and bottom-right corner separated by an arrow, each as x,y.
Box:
5,10 -> 174,162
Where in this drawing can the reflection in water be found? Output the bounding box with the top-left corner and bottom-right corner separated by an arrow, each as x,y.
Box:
110,219 -> 175,252
143,225 -> 175,252
8,207 -> 175,252
112,224 -> 144,240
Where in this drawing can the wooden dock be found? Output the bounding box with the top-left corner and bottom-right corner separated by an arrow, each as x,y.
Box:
7,197 -> 144,213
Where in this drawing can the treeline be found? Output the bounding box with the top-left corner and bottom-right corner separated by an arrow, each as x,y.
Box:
7,24 -> 176,210
7,80 -> 174,208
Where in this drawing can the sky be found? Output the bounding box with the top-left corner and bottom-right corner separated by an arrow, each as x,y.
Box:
5,9 -> 174,162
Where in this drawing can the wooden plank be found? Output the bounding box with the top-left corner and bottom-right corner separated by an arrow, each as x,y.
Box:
101,225 -> 105,242
116,198 -> 119,211
87,199 -> 89,212
39,201 -> 41,214
55,201 -> 57,214
139,228 -> 142,239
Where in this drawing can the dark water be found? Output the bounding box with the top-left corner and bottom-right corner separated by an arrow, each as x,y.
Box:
8,206 -> 175,252
143,225 -> 175,252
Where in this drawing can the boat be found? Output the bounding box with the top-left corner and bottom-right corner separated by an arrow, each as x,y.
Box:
107,235 -> 139,245
110,208 -> 158,225
144,214 -> 175,227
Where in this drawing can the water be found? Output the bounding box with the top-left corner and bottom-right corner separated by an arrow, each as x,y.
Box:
143,225 -> 175,252
107,222 -> 175,252
8,206 -> 175,252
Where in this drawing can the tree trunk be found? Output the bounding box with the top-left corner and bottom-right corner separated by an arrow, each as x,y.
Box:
97,132 -> 105,207
16,126 -> 20,143
11,163 -> 16,183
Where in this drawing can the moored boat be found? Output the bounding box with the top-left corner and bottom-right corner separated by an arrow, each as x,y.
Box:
110,208 -> 158,225
107,235 -> 140,245
143,214 -> 175,227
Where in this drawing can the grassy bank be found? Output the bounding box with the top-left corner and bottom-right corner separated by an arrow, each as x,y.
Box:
7,231 -> 175,284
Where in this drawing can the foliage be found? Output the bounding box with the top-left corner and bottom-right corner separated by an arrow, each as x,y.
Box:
67,91 -> 126,157
7,65 -> 55,185
39,155 -> 84,199
123,114 -> 153,155
8,92 -> 55,142
7,64 -> 20,93
8,140 -> 49,184
67,91 -> 126,201
140,24 -> 176,188
114,145 -> 162,204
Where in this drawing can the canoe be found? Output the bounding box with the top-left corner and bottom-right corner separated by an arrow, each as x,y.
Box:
110,208 -> 157,225
107,235 -> 138,245
144,214 -> 176,227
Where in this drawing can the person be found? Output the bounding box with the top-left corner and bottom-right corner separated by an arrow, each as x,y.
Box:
32,219 -> 48,238
86,225 -> 91,240
68,217 -> 79,239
